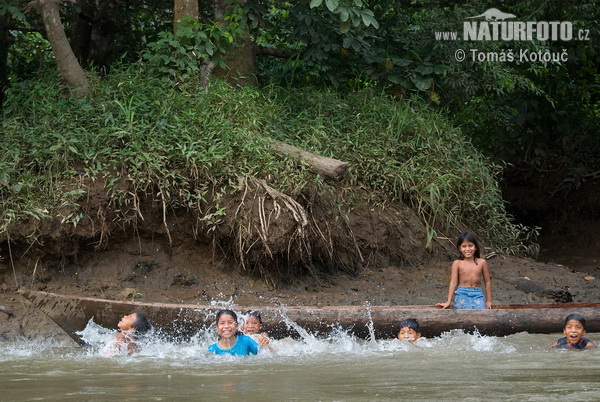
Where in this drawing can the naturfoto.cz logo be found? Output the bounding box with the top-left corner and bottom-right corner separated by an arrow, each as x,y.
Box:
435,8 -> 591,64
435,7 -> 591,42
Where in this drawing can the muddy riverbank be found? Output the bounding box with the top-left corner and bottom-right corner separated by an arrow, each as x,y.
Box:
2,234 -> 599,342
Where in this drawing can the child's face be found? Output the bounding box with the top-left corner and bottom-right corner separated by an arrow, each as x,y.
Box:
242,316 -> 262,335
459,240 -> 477,259
563,319 -> 586,345
216,313 -> 239,339
397,327 -> 421,343
118,313 -> 137,332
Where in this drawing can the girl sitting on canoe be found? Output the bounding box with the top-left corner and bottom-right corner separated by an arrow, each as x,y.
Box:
550,313 -> 596,350
397,318 -> 422,343
436,231 -> 492,309
208,309 -> 259,356
111,312 -> 152,355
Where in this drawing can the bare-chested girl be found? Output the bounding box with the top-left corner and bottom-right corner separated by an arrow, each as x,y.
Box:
436,232 -> 492,309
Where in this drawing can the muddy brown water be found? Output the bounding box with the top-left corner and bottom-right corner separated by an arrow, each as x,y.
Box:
1,321 -> 600,400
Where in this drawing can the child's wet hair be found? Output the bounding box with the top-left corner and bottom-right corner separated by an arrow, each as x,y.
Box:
245,310 -> 262,323
565,313 -> 586,329
216,309 -> 238,322
456,231 -> 481,259
132,313 -> 152,334
399,318 -> 421,334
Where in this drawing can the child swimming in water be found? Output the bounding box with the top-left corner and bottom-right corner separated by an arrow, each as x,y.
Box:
111,312 -> 152,355
208,309 -> 259,356
436,232 -> 492,309
397,318 -> 422,343
241,310 -> 271,348
549,313 -> 596,350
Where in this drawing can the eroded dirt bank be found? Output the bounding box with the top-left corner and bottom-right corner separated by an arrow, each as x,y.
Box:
2,231 -> 599,341
2,173 -> 600,341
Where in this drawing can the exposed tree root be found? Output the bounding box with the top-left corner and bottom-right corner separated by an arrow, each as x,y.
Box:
1,173 -> 440,288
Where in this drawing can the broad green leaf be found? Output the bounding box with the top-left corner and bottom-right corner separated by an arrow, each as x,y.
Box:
309,0 -> 323,8
340,8 -> 349,22
391,57 -> 412,67
434,65 -> 447,75
411,76 -> 433,91
361,13 -> 379,28
415,65 -> 434,74
325,0 -> 339,12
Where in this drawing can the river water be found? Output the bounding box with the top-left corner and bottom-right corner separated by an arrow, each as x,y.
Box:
1,320 -> 599,401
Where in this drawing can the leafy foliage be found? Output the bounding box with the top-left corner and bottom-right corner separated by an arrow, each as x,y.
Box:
1,67 -> 537,255
142,17 -> 234,85
3,0 -> 598,258
0,0 -> 24,22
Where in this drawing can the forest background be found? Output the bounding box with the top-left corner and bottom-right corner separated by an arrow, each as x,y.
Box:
0,0 -> 599,322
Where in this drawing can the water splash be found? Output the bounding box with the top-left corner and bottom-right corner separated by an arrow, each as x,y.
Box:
66,314 -> 536,363
364,301 -> 377,344
277,307 -> 318,343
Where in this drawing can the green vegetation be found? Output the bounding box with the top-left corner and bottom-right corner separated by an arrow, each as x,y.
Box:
1,65 -> 537,257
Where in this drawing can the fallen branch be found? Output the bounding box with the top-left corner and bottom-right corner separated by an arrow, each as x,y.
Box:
271,140 -> 349,181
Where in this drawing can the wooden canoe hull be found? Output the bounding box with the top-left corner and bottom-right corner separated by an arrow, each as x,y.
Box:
18,290 -> 600,345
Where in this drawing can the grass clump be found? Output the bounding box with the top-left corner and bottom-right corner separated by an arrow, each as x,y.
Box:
0,65 -> 538,265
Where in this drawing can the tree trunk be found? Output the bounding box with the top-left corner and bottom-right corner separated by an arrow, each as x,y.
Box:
272,140 -> 349,181
213,0 -> 257,86
70,0 -> 93,65
174,0 -> 199,31
71,0 -> 118,72
27,0 -> 89,97
0,26 -> 13,108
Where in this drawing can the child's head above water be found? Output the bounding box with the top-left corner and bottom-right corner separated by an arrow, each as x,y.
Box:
131,313 -> 152,335
563,313 -> 587,345
215,309 -> 240,339
456,231 -> 481,260
242,310 -> 263,335
564,313 -> 586,327
118,312 -> 152,338
397,318 -> 421,343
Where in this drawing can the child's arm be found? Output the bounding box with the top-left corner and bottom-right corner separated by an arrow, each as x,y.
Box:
481,259 -> 492,309
436,260 -> 459,309
256,332 -> 270,347
256,332 -> 276,353
585,340 -> 597,349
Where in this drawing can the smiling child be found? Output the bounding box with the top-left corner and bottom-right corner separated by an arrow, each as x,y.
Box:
550,313 -> 596,350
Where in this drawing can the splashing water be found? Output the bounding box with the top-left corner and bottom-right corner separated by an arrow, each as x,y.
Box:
3,304 -> 600,400
364,302 -> 377,344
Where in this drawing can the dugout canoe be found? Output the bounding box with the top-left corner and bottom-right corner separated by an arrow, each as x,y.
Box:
18,289 -> 600,345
